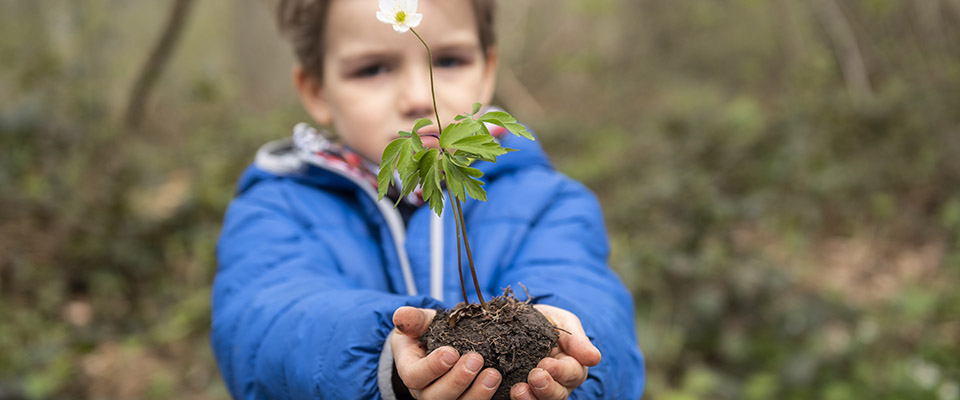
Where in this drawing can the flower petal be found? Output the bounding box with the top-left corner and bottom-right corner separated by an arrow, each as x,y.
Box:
393,24 -> 410,33
405,13 -> 422,28
406,0 -> 419,13
378,0 -> 395,13
376,10 -> 394,24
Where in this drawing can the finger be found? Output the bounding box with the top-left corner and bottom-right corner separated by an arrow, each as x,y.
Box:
527,368 -> 568,400
457,368 -> 501,400
538,353 -> 588,388
417,352 -> 485,400
393,306 -> 437,337
534,305 -> 601,367
510,383 -> 535,400
395,345 -> 460,390
391,328 -> 427,361
558,333 -> 600,368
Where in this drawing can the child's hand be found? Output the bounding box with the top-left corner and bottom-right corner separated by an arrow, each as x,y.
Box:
509,305 -> 602,400
391,306 -> 503,399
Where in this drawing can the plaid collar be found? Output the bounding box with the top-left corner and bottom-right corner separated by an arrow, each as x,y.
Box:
291,122 -> 509,206
292,123 -> 424,206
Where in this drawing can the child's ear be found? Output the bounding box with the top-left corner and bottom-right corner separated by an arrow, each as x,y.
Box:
480,47 -> 499,105
293,65 -> 332,126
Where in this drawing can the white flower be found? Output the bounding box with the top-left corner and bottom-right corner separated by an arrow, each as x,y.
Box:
376,0 -> 422,33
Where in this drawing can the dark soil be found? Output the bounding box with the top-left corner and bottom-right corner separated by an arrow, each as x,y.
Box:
420,289 -> 559,400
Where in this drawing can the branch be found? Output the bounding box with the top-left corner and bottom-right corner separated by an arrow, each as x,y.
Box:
124,0 -> 196,129
810,0 -> 874,103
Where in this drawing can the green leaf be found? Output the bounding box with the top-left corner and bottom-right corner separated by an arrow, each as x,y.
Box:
410,131 -> 424,152
396,151 -> 425,206
395,142 -> 418,179
449,134 -> 514,162
439,119 -> 482,149
477,122 -> 492,137
450,154 -> 474,167
503,122 -> 534,140
448,155 -> 484,178
377,138 -> 405,200
413,118 -> 433,133
442,155 -> 486,203
471,102 -> 482,116
477,111 -> 535,140
417,149 -> 444,215
477,111 -> 515,125
378,134 -> 425,203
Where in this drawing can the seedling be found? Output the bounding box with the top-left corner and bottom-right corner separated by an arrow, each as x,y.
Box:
375,0 -> 534,308
375,3 -> 557,397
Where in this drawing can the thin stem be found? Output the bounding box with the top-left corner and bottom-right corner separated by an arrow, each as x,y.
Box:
410,28 -> 443,130
410,28 -> 483,307
454,197 -> 486,307
412,27 -> 478,305
448,188 -> 469,305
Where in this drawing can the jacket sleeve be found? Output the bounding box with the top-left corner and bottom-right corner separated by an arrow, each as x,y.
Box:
494,171 -> 645,399
211,177 -> 440,399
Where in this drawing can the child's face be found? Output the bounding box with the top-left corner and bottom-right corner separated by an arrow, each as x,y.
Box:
295,0 -> 498,163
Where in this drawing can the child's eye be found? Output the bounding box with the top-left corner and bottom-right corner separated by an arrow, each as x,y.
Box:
435,57 -> 465,69
353,64 -> 389,78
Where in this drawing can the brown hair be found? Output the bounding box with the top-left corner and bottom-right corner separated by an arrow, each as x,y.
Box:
275,0 -> 497,81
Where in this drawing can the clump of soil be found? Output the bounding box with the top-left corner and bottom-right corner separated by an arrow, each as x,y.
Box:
420,288 -> 559,400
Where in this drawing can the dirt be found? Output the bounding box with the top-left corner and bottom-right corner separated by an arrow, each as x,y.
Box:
420,289 -> 559,400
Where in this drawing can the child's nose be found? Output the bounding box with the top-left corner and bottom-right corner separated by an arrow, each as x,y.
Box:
398,67 -> 435,120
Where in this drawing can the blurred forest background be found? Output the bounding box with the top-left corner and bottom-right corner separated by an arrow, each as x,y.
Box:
1,0 -> 959,399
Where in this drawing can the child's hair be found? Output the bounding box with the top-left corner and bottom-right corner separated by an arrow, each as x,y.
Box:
275,0 -> 497,81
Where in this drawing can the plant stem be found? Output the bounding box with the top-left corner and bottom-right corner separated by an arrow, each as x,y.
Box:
410,28 -> 443,130
448,188 -> 469,305
410,28 -> 487,308
410,28 -> 484,307
453,197 -> 486,307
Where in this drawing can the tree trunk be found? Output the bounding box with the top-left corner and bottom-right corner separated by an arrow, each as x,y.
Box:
810,0 -> 874,104
124,0 -> 196,129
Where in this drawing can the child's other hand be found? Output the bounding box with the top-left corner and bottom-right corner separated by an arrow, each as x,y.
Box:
510,304 -> 602,400
391,306 -> 502,400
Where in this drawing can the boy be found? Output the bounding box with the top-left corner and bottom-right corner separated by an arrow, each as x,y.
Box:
211,0 -> 645,398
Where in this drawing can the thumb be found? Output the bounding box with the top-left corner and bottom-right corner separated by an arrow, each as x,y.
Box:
562,332 -> 602,367
535,304 -> 602,367
392,306 -> 436,337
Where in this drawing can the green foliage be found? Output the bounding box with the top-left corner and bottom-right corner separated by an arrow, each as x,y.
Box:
476,111 -> 534,141
377,129 -> 424,202
442,155 -> 486,203
378,104 -> 533,215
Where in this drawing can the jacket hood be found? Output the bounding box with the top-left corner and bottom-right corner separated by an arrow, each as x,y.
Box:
237,118 -> 553,197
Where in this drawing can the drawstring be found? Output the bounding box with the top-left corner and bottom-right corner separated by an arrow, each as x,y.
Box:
429,210 -> 444,302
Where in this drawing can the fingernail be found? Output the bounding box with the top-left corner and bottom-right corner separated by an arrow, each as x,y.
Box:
441,349 -> 458,367
530,369 -> 548,390
465,354 -> 483,373
512,384 -> 529,398
482,371 -> 500,389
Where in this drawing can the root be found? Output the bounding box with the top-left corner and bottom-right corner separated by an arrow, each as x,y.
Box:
518,283 -> 532,303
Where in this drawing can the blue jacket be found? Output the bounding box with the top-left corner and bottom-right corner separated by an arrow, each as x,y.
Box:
212,124 -> 645,399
